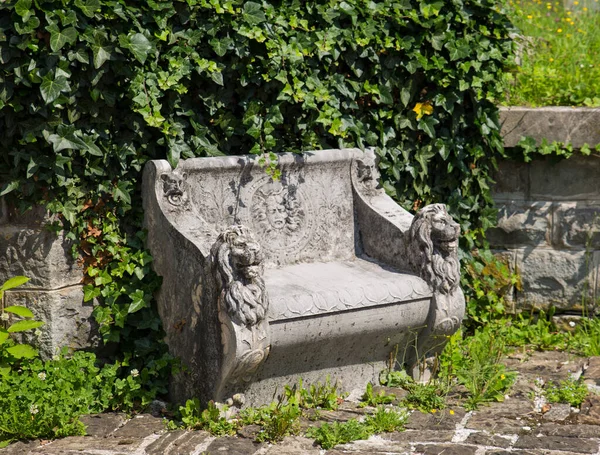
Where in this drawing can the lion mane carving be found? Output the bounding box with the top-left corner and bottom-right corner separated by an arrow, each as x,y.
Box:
210,225 -> 269,327
408,204 -> 461,295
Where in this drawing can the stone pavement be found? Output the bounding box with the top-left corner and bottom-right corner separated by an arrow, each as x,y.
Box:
3,351 -> 600,455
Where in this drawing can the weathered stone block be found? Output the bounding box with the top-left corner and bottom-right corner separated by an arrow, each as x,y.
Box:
552,201 -> 600,249
492,160 -> 529,201
529,155 -> 600,201
0,226 -> 83,289
515,249 -> 597,312
4,286 -> 100,358
487,201 -> 552,248
500,106 -> 600,149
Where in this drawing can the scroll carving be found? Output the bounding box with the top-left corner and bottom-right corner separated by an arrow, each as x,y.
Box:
210,225 -> 271,395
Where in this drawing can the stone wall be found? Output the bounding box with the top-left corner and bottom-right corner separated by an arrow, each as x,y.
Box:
492,107 -> 600,313
0,200 -> 100,358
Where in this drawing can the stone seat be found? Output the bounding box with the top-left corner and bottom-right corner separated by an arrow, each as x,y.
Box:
142,148 -> 465,406
265,258 -> 431,321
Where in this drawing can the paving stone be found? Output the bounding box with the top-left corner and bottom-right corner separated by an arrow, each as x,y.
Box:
466,414 -> 533,434
204,436 -> 264,454
237,424 -> 262,439
465,432 -> 513,448
405,408 -> 465,431
333,435 -> 412,453
29,436 -> 146,453
381,430 -> 454,443
538,423 -> 600,438
305,409 -> 363,423
514,435 -> 599,453
145,430 -> 211,455
485,451 -> 538,455
263,436 -> 321,454
583,356 -> 600,384
578,394 -> 600,425
111,414 -> 165,439
0,440 -> 45,455
542,403 -> 572,422
80,413 -> 126,437
413,443 -> 478,455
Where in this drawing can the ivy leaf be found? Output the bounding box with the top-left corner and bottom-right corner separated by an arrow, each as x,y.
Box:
92,45 -> 111,69
128,290 -> 146,313
7,320 -> 44,333
75,0 -> 101,18
113,181 -> 131,204
83,284 -> 101,302
3,305 -> 34,318
419,116 -> 439,138
121,33 -> 153,64
6,344 -> 38,359
243,2 -> 266,25
14,0 -> 32,18
40,74 -> 70,104
48,26 -> 78,52
210,37 -> 233,57
1,276 -> 29,292
0,181 -> 19,196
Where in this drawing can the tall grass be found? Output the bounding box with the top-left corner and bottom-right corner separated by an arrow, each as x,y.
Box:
503,0 -> 600,106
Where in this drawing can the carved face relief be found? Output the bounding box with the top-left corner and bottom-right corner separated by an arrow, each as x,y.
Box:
253,183 -> 304,238
160,172 -> 188,206
429,210 -> 460,255
265,193 -> 287,230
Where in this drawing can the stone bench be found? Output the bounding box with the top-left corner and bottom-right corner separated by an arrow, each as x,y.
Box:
142,148 -> 465,406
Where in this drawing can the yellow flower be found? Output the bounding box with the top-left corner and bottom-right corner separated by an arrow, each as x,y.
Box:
527,14 -> 533,18
501,374 -> 506,380
449,410 -> 455,415
431,409 -> 437,413
413,101 -> 434,120
557,28 -> 563,32
574,1 -> 579,4
583,7 -> 588,10
549,57 -> 554,62
567,10 -> 571,14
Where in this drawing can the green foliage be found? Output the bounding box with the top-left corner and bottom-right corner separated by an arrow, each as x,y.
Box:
381,370 -> 447,413
360,382 -> 396,407
571,317 -> 600,356
180,399 -> 237,435
308,406 -> 408,449
502,0 -> 600,107
0,350 -> 151,445
543,377 -> 589,407
0,276 -> 44,374
506,137 -> 600,163
285,377 -> 345,411
240,397 -> 302,443
502,308 -> 571,351
363,405 -> 409,433
462,249 -> 522,331
439,327 -> 516,410
307,418 -> 373,450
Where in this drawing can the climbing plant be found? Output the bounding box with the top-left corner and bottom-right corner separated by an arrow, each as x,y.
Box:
0,0 -> 515,389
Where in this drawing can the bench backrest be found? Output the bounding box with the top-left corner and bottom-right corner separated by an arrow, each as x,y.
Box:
165,149 -> 361,268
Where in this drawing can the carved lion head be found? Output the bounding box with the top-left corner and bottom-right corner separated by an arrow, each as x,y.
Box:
210,225 -> 269,326
408,204 -> 461,295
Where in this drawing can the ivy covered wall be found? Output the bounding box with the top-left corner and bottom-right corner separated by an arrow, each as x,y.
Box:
0,0 -> 514,380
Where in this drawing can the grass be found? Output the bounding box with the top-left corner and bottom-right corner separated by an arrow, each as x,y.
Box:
502,0 -> 600,106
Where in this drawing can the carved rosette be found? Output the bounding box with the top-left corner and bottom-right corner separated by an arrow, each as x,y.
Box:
408,204 -> 465,338
210,225 -> 271,397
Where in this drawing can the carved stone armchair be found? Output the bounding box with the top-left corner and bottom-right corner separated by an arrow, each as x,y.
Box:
142,148 -> 464,406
